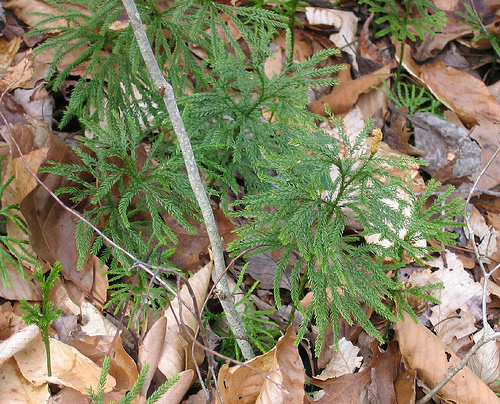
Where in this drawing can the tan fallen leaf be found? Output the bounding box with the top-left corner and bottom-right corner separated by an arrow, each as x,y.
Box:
465,206 -> 498,259
4,0 -> 87,31
367,340 -> 401,404
264,43 -> 285,80
0,357 -> 50,404
14,333 -> 115,394
68,335 -> 137,394
420,61 -> 500,125
216,326 -> 304,404
305,7 -> 358,70
425,251 -> 482,331
396,311 -> 498,403
316,337 -> 363,380
434,310 -> 476,347
0,118 -> 95,294
469,116 -> 500,190
394,369 -> 416,404
156,369 -> 195,404
468,325 -> 500,392
139,316 -> 167,398
0,324 -> 39,367
157,263 -> 211,378
0,37 -> 21,75
309,368 -> 371,403
311,66 -> 392,116
79,300 -> 117,337
0,260 -> 41,301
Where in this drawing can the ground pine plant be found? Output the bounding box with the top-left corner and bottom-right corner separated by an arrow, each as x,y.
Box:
229,119 -> 463,350
28,0 -> 463,359
20,263 -> 63,377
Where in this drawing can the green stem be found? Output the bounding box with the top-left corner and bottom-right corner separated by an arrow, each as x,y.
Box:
43,332 -> 52,377
287,266 -> 308,326
287,0 -> 300,64
395,0 -> 413,85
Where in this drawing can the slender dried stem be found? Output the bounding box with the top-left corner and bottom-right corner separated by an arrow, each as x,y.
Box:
120,0 -> 254,360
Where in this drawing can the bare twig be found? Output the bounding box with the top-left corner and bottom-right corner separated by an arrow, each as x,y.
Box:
120,0 -> 254,361
416,144 -> 500,404
416,187 -> 500,198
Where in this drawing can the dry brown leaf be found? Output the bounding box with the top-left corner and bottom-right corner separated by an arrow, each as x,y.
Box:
216,326 -> 305,404
89,255 -> 108,309
13,85 -> 54,126
50,386 -> 124,404
355,82 -> 389,126
14,333 -> 116,394
182,388 -> 210,404
68,335 -> 137,394
367,340 -> 400,404
0,37 -> 36,93
420,61 -> 500,125
434,310 -> 476,347
0,324 -> 39,367
309,368 -> 371,404
3,0 -> 87,30
157,263 -> 212,378
166,209 -> 236,273
264,43 -> 285,79
386,107 -> 425,156
305,7 -> 358,70
0,302 -> 28,341
0,118 -> 95,294
292,29 -> 313,62
316,338 -> 363,380
425,252 -> 482,331
311,66 -> 392,116
1,151 -> 37,264
412,13 -> 472,61
0,37 -> 21,75
396,311 -> 499,403
469,116 -> 500,190
0,260 -> 41,300
468,325 -> 500,392
466,206 -> 498,258
139,316 -> 167,398
0,357 -> 50,404
394,369 -> 416,404
156,369 -> 195,404
79,300 -> 117,337
0,51 -> 34,92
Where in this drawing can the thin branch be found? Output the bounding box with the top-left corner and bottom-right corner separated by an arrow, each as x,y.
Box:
416,144 -> 500,404
120,0 -> 254,361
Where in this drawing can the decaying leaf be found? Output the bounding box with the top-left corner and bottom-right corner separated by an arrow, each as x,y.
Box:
139,316 -> 167,398
157,263 -> 211,378
0,358 -> 50,404
468,325 -> 500,392
0,116 -> 95,294
0,324 -> 39,367
0,260 -> 41,301
305,7 -> 358,70
420,61 -> 500,125
216,326 -> 305,404
396,311 -> 499,403
156,369 -> 195,404
316,337 -> 363,380
311,66 -> 392,116
14,333 -> 116,394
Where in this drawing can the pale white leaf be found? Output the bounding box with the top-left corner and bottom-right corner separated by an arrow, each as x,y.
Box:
316,338 -> 363,380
